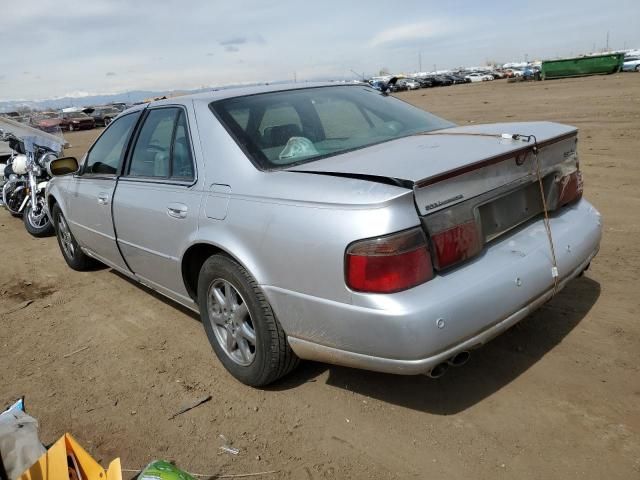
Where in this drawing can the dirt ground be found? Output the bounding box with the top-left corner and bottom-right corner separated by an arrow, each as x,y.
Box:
1,74 -> 639,479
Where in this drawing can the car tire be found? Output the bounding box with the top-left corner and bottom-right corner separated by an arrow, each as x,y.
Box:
23,202 -> 54,237
104,117 -> 111,127
52,204 -> 98,270
636,65 -> 640,72
68,124 -> 74,132
197,254 -> 299,386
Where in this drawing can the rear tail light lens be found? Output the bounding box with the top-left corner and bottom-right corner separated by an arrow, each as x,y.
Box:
430,220 -> 482,270
556,170 -> 583,207
345,227 -> 433,294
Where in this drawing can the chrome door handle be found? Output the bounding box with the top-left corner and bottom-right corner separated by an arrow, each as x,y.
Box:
97,193 -> 109,205
167,203 -> 188,219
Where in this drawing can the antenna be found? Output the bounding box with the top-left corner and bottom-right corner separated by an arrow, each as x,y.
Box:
349,69 -> 365,81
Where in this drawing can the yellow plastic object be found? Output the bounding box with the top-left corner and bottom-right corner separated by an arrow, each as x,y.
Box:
20,433 -> 121,480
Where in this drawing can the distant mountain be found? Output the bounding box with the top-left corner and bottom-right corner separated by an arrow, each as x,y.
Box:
0,88 -> 211,112
0,77 -> 345,113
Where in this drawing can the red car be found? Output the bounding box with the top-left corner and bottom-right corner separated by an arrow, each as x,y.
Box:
60,111 -> 95,131
30,112 -> 62,133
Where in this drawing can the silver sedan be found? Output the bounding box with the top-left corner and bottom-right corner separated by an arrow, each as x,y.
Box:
45,83 -> 601,385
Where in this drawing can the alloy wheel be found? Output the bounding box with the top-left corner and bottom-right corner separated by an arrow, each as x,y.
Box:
207,279 -> 256,366
57,214 -> 75,258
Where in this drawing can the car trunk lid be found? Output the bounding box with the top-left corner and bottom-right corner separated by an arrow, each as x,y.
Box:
289,121 -> 582,271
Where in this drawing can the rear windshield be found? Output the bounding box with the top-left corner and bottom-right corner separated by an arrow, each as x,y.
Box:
210,85 -> 455,169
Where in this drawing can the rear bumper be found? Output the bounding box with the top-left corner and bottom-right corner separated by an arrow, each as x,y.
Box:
286,249 -> 595,374
264,199 -> 602,375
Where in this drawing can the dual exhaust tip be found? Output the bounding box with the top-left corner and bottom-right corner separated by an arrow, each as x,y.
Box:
427,351 -> 470,379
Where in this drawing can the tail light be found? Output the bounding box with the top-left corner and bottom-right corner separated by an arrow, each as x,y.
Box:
430,220 -> 482,270
345,227 -> 433,294
556,170 -> 583,207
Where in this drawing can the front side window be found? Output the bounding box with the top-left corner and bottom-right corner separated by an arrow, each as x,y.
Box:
210,85 -> 455,169
84,111 -> 140,175
127,107 -> 194,180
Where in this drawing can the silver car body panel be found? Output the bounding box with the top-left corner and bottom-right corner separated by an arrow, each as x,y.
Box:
46,83 -> 602,375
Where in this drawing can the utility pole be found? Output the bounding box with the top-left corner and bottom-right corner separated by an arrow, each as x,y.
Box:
433,63 -> 436,74
293,71 -> 297,83
606,31 -> 610,52
419,52 -> 422,73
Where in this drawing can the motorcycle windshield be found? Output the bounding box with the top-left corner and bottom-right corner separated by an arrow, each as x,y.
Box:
0,115 -> 65,154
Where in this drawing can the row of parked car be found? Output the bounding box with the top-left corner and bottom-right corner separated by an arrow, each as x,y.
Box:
369,67 -> 541,92
1,103 -> 130,134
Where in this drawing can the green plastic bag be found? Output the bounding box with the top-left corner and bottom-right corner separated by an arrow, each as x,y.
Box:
138,460 -> 195,480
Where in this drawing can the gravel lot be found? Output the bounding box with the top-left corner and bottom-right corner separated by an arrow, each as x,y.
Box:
1,74 -> 639,479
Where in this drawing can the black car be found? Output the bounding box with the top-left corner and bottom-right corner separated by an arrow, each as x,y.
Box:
415,77 -> 434,88
88,106 -> 120,127
444,74 -> 468,85
430,75 -> 453,87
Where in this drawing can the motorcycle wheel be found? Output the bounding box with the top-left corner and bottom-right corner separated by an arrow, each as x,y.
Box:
3,183 -> 25,217
23,201 -> 54,237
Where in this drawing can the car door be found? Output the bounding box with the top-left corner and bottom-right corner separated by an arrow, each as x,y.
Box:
66,110 -> 141,270
112,106 -> 202,303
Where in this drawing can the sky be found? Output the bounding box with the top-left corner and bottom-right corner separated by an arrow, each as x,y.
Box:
0,0 -> 638,101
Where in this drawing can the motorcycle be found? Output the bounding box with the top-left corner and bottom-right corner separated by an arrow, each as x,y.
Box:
1,131 -> 27,217
22,136 -> 60,236
0,119 -> 65,237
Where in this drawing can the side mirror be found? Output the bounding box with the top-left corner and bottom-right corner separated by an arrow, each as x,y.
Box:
47,156 -> 79,176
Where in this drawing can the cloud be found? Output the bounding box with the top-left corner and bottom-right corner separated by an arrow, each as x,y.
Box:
1,0 -> 639,102
219,34 -> 265,47
370,21 -> 454,47
105,72 -> 117,77
220,37 -> 247,46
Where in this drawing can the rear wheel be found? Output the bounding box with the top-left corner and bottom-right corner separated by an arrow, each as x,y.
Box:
636,65 -> 640,72
197,254 -> 298,386
52,204 -> 97,270
23,200 -> 54,237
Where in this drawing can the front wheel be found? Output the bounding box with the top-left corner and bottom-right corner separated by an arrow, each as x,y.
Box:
197,255 -> 298,386
23,200 -> 54,237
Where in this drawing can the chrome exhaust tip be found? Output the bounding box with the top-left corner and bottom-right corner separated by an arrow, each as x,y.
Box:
427,362 -> 449,379
447,351 -> 471,367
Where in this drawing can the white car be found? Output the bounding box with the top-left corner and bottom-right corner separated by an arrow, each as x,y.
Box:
404,79 -> 420,90
622,57 -> 640,72
465,72 -> 492,82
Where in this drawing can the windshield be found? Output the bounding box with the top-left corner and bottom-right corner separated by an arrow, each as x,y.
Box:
65,112 -> 88,118
210,85 -> 455,169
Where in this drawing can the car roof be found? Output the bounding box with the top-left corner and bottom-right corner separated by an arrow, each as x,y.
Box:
145,82 -> 360,108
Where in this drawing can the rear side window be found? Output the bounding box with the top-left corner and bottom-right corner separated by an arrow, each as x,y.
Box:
85,111 -> 140,175
127,108 -> 194,180
172,111 -> 194,180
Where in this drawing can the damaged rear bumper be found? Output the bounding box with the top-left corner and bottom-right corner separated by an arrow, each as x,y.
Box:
264,199 -> 602,375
